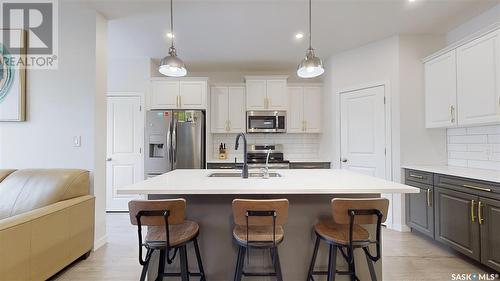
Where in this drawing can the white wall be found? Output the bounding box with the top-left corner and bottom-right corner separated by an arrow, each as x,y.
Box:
446,3 -> 500,44
0,2 -> 107,249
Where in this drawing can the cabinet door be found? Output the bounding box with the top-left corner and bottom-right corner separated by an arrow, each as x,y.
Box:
457,30 -> 500,125
227,87 -> 246,133
425,51 -> 457,128
210,87 -> 229,133
479,197 -> 500,272
434,187 -> 480,261
180,81 -> 207,109
405,181 -> 434,239
150,81 -> 179,109
266,80 -> 288,110
246,80 -> 267,110
303,87 -> 322,133
287,87 -> 304,133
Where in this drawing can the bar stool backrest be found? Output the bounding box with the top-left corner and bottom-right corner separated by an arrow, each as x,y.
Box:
128,199 -> 186,226
331,198 -> 389,224
232,199 -> 289,226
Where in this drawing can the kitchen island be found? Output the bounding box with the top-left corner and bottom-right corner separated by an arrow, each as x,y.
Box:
119,169 -> 418,281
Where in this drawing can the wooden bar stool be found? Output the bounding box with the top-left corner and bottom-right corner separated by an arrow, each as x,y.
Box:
128,199 -> 206,281
232,199 -> 289,281
306,198 -> 389,281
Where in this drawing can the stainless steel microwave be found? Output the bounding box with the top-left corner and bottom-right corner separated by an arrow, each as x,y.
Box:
246,111 -> 286,133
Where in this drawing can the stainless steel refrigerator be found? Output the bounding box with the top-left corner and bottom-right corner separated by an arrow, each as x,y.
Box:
145,110 -> 205,178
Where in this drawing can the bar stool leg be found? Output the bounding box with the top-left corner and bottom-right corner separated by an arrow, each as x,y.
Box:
180,246 -> 190,281
193,238 -> 206,281
364,247 -> 377,281
140,249 -> 154,281
306,235 -> 320,281
156,250 -> 166,281
271,247 -> 283,281
327,244 -> 337,281
233,246 -> 246,281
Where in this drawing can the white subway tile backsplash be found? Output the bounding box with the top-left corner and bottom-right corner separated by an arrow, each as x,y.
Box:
211,133 -> 321,160
447,125 -> 500,171
448,135 -> 488,144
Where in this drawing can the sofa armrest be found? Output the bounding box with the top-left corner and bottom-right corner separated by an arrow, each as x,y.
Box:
0,195 -> 94,231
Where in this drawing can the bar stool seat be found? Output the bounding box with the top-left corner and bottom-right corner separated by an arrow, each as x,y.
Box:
233,225 -> 285,246
146,220 -> 200,248
314,219 -> 370,246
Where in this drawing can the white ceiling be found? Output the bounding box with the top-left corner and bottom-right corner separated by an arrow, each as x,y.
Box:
86,0 -> 500,71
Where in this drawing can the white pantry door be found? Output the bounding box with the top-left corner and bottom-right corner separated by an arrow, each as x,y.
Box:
340,85 -> 392,225
106,96 -> 144,211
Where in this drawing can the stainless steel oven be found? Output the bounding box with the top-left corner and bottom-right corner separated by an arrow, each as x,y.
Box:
246,111 -> 286,133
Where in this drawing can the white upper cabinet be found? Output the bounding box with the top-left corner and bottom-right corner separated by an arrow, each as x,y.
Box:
266,80 -> 288,110
303,87 -> 322,132
425,50 -> 457,128
149,78 -> 207,109
150,81 -> 179,109
457,30 -> 500,126
180,81 -> 207,109
245,77 -> 288,110
424,28 -> 500,128
287,86 -> 322,133
210,86 -> 245,133
227,87 -> 246,132
246,80 -> 267,110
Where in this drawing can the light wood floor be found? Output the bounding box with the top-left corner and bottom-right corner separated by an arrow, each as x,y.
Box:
52,213 -> 488,281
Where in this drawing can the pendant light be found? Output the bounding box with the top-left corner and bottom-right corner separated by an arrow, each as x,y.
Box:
297,0 -> 324,78
159,0 -> 187,77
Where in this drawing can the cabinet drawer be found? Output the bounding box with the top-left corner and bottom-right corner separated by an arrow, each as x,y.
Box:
207,163 -> 237,169
435,174 -> 500,196
405,169 -> 433,185
290,162 -> 331,169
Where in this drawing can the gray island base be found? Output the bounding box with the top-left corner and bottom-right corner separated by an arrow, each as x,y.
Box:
146,193 -> 382,281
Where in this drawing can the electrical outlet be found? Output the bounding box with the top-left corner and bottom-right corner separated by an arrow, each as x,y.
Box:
73,136 -> 81,147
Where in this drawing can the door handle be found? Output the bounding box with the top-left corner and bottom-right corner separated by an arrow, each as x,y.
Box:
341,158 -> 348,163
450,105 -> 455,123
106,157 -> 112,162
471,200 -> 476,223
426,189 -> 432,207
409,174 -> 424,179
478,201 -> 484,225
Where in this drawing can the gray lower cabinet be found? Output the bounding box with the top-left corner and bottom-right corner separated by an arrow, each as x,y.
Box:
480,197 -> 500,271
434,187 -> 481,261
406,181 -> 434,239
290,162 -> 331,169
207,163 -> 237,169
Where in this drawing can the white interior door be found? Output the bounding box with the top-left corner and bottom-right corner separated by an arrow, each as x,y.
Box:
106,96 -> 144,211
340,85 -> 392,226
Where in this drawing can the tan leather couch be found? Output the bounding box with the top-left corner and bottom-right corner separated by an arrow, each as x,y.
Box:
0,169 -> 95,281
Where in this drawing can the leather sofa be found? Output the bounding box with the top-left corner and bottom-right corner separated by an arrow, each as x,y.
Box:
0,169 -> 95,281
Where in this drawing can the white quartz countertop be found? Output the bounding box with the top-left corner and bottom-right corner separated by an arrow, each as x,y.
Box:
118,169 -> 419,195
402,165 -> 500,183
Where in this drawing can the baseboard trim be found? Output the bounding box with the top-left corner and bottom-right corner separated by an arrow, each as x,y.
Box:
93,235 -> 107,250
391,223 -> 411,232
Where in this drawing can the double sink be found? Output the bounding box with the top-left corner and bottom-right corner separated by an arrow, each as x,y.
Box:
208,172 -> 282,178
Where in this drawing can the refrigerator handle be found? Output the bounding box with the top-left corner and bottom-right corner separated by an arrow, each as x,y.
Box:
166,121 -> 172,166
172,117 -> 177,168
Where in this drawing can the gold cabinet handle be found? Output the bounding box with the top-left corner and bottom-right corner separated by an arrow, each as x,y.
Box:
450,105 -> 455,123
463,184 -> 491,192
409,174 -> 424,179
228,120 -> 231,131
176,96 -> 180,108
179,95 -> 182,107
426,189 -> 432,207
478,201 -> 484,225
225,120 -> 229,131
471,200 -> 476,223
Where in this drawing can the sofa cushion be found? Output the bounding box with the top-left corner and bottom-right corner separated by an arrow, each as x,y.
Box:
0,169 -> 16,183
0,169 -> 89,220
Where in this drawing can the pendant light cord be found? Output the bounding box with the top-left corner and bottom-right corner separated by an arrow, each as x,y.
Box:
170,0 -> 174,48
308,0 -> 312,50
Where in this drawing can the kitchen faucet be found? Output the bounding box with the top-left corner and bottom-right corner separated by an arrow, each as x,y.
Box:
235,133 -> 248,178
261,149 -> 271,179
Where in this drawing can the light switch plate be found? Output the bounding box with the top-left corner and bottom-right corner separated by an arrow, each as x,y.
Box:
73,136 -> 81,147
